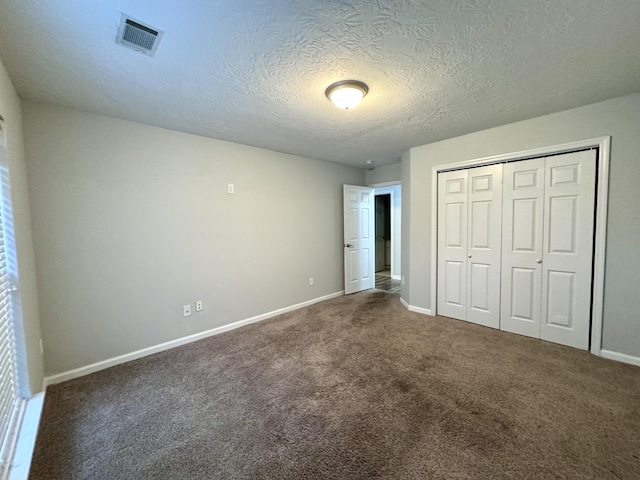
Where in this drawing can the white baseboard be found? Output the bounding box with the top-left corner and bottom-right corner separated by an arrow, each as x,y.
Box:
399,297 -> 434,316
402,302 -> 637,367
8,392 -> 45,480
600,349 -> 640,367
43,291 -> 344,388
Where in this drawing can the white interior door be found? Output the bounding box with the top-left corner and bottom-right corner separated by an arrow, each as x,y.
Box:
344,185 -> 374,295
500,158 -> 545,338
540,150 -> 596,349
466,164 -> 503,328
437,170 -> 468,320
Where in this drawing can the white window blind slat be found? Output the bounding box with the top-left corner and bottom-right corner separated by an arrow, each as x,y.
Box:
0,138 -> 21,476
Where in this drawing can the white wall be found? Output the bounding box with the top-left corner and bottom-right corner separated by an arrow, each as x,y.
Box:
402,93 -> 640,358
365,162 -> 400,185
23,102 -> 365,376
0,58 -> 43,394
373,185 -> 401,278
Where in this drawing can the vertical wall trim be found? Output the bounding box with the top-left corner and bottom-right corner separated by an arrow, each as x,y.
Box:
589,136 -> 610,355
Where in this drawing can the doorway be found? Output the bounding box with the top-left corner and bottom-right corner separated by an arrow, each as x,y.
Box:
375,194 -> 391,275
343,183 -> 402,295
373,184 -> 401,293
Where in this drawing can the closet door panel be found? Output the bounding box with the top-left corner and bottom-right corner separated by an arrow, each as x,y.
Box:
466,164 -> 503,328
437,170 -> 468,321
540,150 -> 596,350
500,158 -> 545,338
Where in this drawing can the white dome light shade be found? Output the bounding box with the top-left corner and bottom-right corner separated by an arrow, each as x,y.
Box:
325,80 -> 369,110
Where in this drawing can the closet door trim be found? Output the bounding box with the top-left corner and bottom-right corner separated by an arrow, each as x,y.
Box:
430,136 -> 610,355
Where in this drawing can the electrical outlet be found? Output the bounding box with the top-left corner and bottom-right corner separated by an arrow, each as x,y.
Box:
39,339 -> 44,355
227,183 -> 235,194
401,276 -> 405,285
183,304 -> 192,317
195,300 -> 203,312
309,277 -> 314,286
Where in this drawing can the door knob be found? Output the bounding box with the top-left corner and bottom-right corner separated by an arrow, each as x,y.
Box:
536,259 -> 542,264
344,243 -> 354,248
467,254 -> 472,258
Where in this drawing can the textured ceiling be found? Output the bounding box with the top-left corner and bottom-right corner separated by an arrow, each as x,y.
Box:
0,0 -> 639,168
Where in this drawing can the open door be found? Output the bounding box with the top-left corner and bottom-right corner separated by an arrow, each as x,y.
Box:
344,185 -> 374,294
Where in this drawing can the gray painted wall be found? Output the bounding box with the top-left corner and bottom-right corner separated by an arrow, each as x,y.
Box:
23,102 -> 365,376
0,58 -> 43,394
402,93 -> 640,358
365,162 -> 401,186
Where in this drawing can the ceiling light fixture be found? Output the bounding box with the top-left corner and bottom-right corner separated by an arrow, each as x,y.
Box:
325,80 -> 369,110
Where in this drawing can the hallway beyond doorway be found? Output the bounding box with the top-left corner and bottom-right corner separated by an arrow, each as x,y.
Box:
375,273 -> 401,294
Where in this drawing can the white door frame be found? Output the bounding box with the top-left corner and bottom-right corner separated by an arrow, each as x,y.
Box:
430,136 -> 610,356
372,184 -> 400,279
374,194 -> 389,273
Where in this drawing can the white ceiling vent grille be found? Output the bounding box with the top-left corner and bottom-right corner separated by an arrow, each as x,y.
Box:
117,14 -> 163,56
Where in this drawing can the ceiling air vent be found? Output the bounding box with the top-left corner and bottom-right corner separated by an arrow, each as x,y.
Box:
117,14 -> 163,56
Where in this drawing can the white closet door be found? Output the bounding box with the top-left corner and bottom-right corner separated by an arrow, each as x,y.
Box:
540,150 -> 596,349
437,170 -> 468,321
466,164 -> 503,328
500,158 -> 545,338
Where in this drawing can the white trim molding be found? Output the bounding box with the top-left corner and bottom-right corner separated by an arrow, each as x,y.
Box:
600,350 -> 640,368
374,186 -> 396,278
400,297 -> 433,316
8,393 -> 44,480
430,137 -> 610,357
369,181 -> 401,188
43,291 -> 344,387
373,184 -> 401,280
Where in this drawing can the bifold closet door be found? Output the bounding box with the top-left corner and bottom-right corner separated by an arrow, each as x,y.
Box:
437,164 -> 503,327
466,165 -> 503,328
501,150 -> 596,350
540,150 -> 596,349
437,170 -> 468,321
501,158 -> 545,338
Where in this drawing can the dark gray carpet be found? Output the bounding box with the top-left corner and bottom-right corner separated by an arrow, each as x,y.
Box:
30,291 -> 640,479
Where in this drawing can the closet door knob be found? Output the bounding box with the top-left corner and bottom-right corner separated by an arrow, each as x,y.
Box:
536,259 -> 542,264
467,254 -> 472,258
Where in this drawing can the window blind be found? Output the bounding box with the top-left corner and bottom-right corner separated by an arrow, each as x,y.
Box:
0,130 -> 20,476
